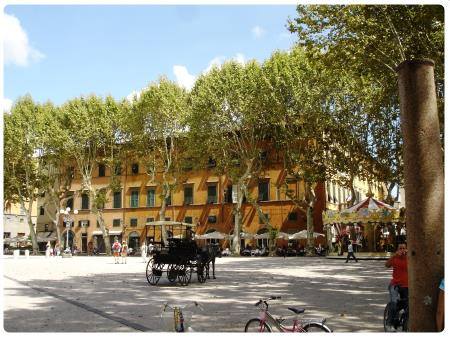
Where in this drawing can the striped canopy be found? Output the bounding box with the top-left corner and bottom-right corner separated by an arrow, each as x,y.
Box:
322,197 -> 404,225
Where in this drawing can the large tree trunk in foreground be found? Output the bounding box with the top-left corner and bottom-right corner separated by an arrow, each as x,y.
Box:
397,59 -> 444,332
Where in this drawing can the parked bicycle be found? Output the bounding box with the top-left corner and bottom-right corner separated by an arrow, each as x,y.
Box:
244,296 -> 332,332
383,293 -> 408,332
160,301 -> 202,332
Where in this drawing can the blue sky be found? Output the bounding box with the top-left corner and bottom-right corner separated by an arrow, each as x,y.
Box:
3,4 -> 298,109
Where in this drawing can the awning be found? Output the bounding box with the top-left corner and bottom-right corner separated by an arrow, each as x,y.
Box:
36,231 -> 57,242
109,230 -> 122,235
92,230 -> 103,235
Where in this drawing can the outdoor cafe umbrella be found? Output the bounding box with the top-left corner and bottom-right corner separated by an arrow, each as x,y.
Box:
254,232 -> 270,239
3,235 -> 29,244
240,232 -> 255,239
195,231 -> 229,240
277,232 -> 290,240
289,230 -> 325,240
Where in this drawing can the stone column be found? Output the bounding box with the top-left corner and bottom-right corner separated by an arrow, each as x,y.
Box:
397,59 -> 444,332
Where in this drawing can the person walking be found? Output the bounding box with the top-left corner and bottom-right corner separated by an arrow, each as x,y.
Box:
112,239 -> 121,264
121,240 -> 128,264
141,242 -> 147,263
345,240 -> 358,263
45,241 -> 52,258
385,242 -> 408,329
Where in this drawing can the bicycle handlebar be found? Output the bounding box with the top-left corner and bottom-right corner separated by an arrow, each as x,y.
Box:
254,296 -> 282,307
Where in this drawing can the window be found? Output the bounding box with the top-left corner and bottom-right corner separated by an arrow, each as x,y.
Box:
66,196 -> 74,210
164,217 -> 171,221
39,206 -> 45,215
4,232 -> 11,239
326,183 -> 331,202
207,185 -> 217,204
184,186 -> 193,205
184,216 -> 193,224
208,215 -> 217,223
130,189 -> 139,208
78,220 -> 90,227
98,164 -> 105,177
17,233 -> 25,237
258,181 -> 270,201
207,157 -> 216,168
113,219 -> 121,227
81,193 -> 90,210
44,224 -> 49,232
113,191 -> 122,208
259,213 -> 269,224
285,179 -> 297,200
146,217 -> 154,223
225,185 -> 233,203
114,163 -> 122,176
131,163 -> 139,175
147,189 -> 156,207
130,218 -> 138,227
259,151 -> 268,163
165,194 -> 172,206
288,212 -> 298,221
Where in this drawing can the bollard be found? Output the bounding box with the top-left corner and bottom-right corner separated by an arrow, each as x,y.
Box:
13,250 -> 20,259
25,250 -> 30,258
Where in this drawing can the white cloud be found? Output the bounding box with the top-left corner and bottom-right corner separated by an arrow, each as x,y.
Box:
252,25 -> 266,39
2,97 -> 13,114
203,53 -> 247,74
173,65 -> 196,90
3,13 -> 45,67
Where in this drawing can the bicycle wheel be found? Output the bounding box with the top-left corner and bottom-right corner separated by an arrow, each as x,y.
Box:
303,322 -> 332,332
244,318 -> 272,332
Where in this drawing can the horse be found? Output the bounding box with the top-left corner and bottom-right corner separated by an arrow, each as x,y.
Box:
201,243 -> 222,279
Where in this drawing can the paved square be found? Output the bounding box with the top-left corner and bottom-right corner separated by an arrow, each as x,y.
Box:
3,256 -> 391,332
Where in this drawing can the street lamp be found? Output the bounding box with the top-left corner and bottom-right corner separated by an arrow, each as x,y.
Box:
60,207 -> 78,256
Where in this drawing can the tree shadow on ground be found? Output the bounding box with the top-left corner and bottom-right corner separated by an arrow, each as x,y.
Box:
3,257 -> 391,332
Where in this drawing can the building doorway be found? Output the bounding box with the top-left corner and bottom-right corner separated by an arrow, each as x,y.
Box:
128,232 -> 140,253
81,234 -> 87,253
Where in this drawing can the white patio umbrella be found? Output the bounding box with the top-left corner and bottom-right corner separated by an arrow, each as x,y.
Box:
196,231 -> 229,240
239,232 -> 255,239
254,232 -> 270,239
277,232 -> 290,240
289,230 -> 325,240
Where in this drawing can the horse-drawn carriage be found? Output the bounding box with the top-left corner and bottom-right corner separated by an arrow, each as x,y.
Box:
145,221 -> 219,286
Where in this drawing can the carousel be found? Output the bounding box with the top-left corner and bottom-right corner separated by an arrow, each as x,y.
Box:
322,196 -> 406,256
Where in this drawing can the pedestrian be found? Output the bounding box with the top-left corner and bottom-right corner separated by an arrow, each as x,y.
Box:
54,242 -> 61,257
45,241 -> 52,258
141,242 -> 147,263
112,239 -> 121,264
345,241 -> 358,263
148,240 -> 154,256
385,242 -> 408,330
121,240 -> 128,264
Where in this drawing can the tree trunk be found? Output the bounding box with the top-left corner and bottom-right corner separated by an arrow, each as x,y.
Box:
397,59 -> 444,332
231,186 -> 244,255
94,209 -> 111,255
305,206 -> 315,256
24,199 -> 39,254
159,184 -> 169,246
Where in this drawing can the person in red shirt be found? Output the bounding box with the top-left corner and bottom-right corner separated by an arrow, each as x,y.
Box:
385,242 -> 408,328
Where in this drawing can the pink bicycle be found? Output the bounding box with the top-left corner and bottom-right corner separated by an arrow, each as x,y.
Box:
244,296 -> 332,333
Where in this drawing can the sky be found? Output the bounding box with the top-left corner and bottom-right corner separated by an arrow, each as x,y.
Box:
2,4 -> 299,111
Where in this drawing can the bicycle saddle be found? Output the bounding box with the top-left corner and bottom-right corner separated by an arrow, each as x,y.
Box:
288,307 -> 305,314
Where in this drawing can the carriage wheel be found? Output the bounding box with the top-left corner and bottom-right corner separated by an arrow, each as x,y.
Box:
167,264 -> 179,283
197,263 -> 207,283
178,264 -> 192,286
146,259 -> 163,285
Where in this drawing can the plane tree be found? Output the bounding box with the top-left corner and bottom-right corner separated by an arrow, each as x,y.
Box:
189,60 -> 278,255
125,77 -> 190,245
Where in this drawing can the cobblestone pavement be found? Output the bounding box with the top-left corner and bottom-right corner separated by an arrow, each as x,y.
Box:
2,255 -> 392,332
